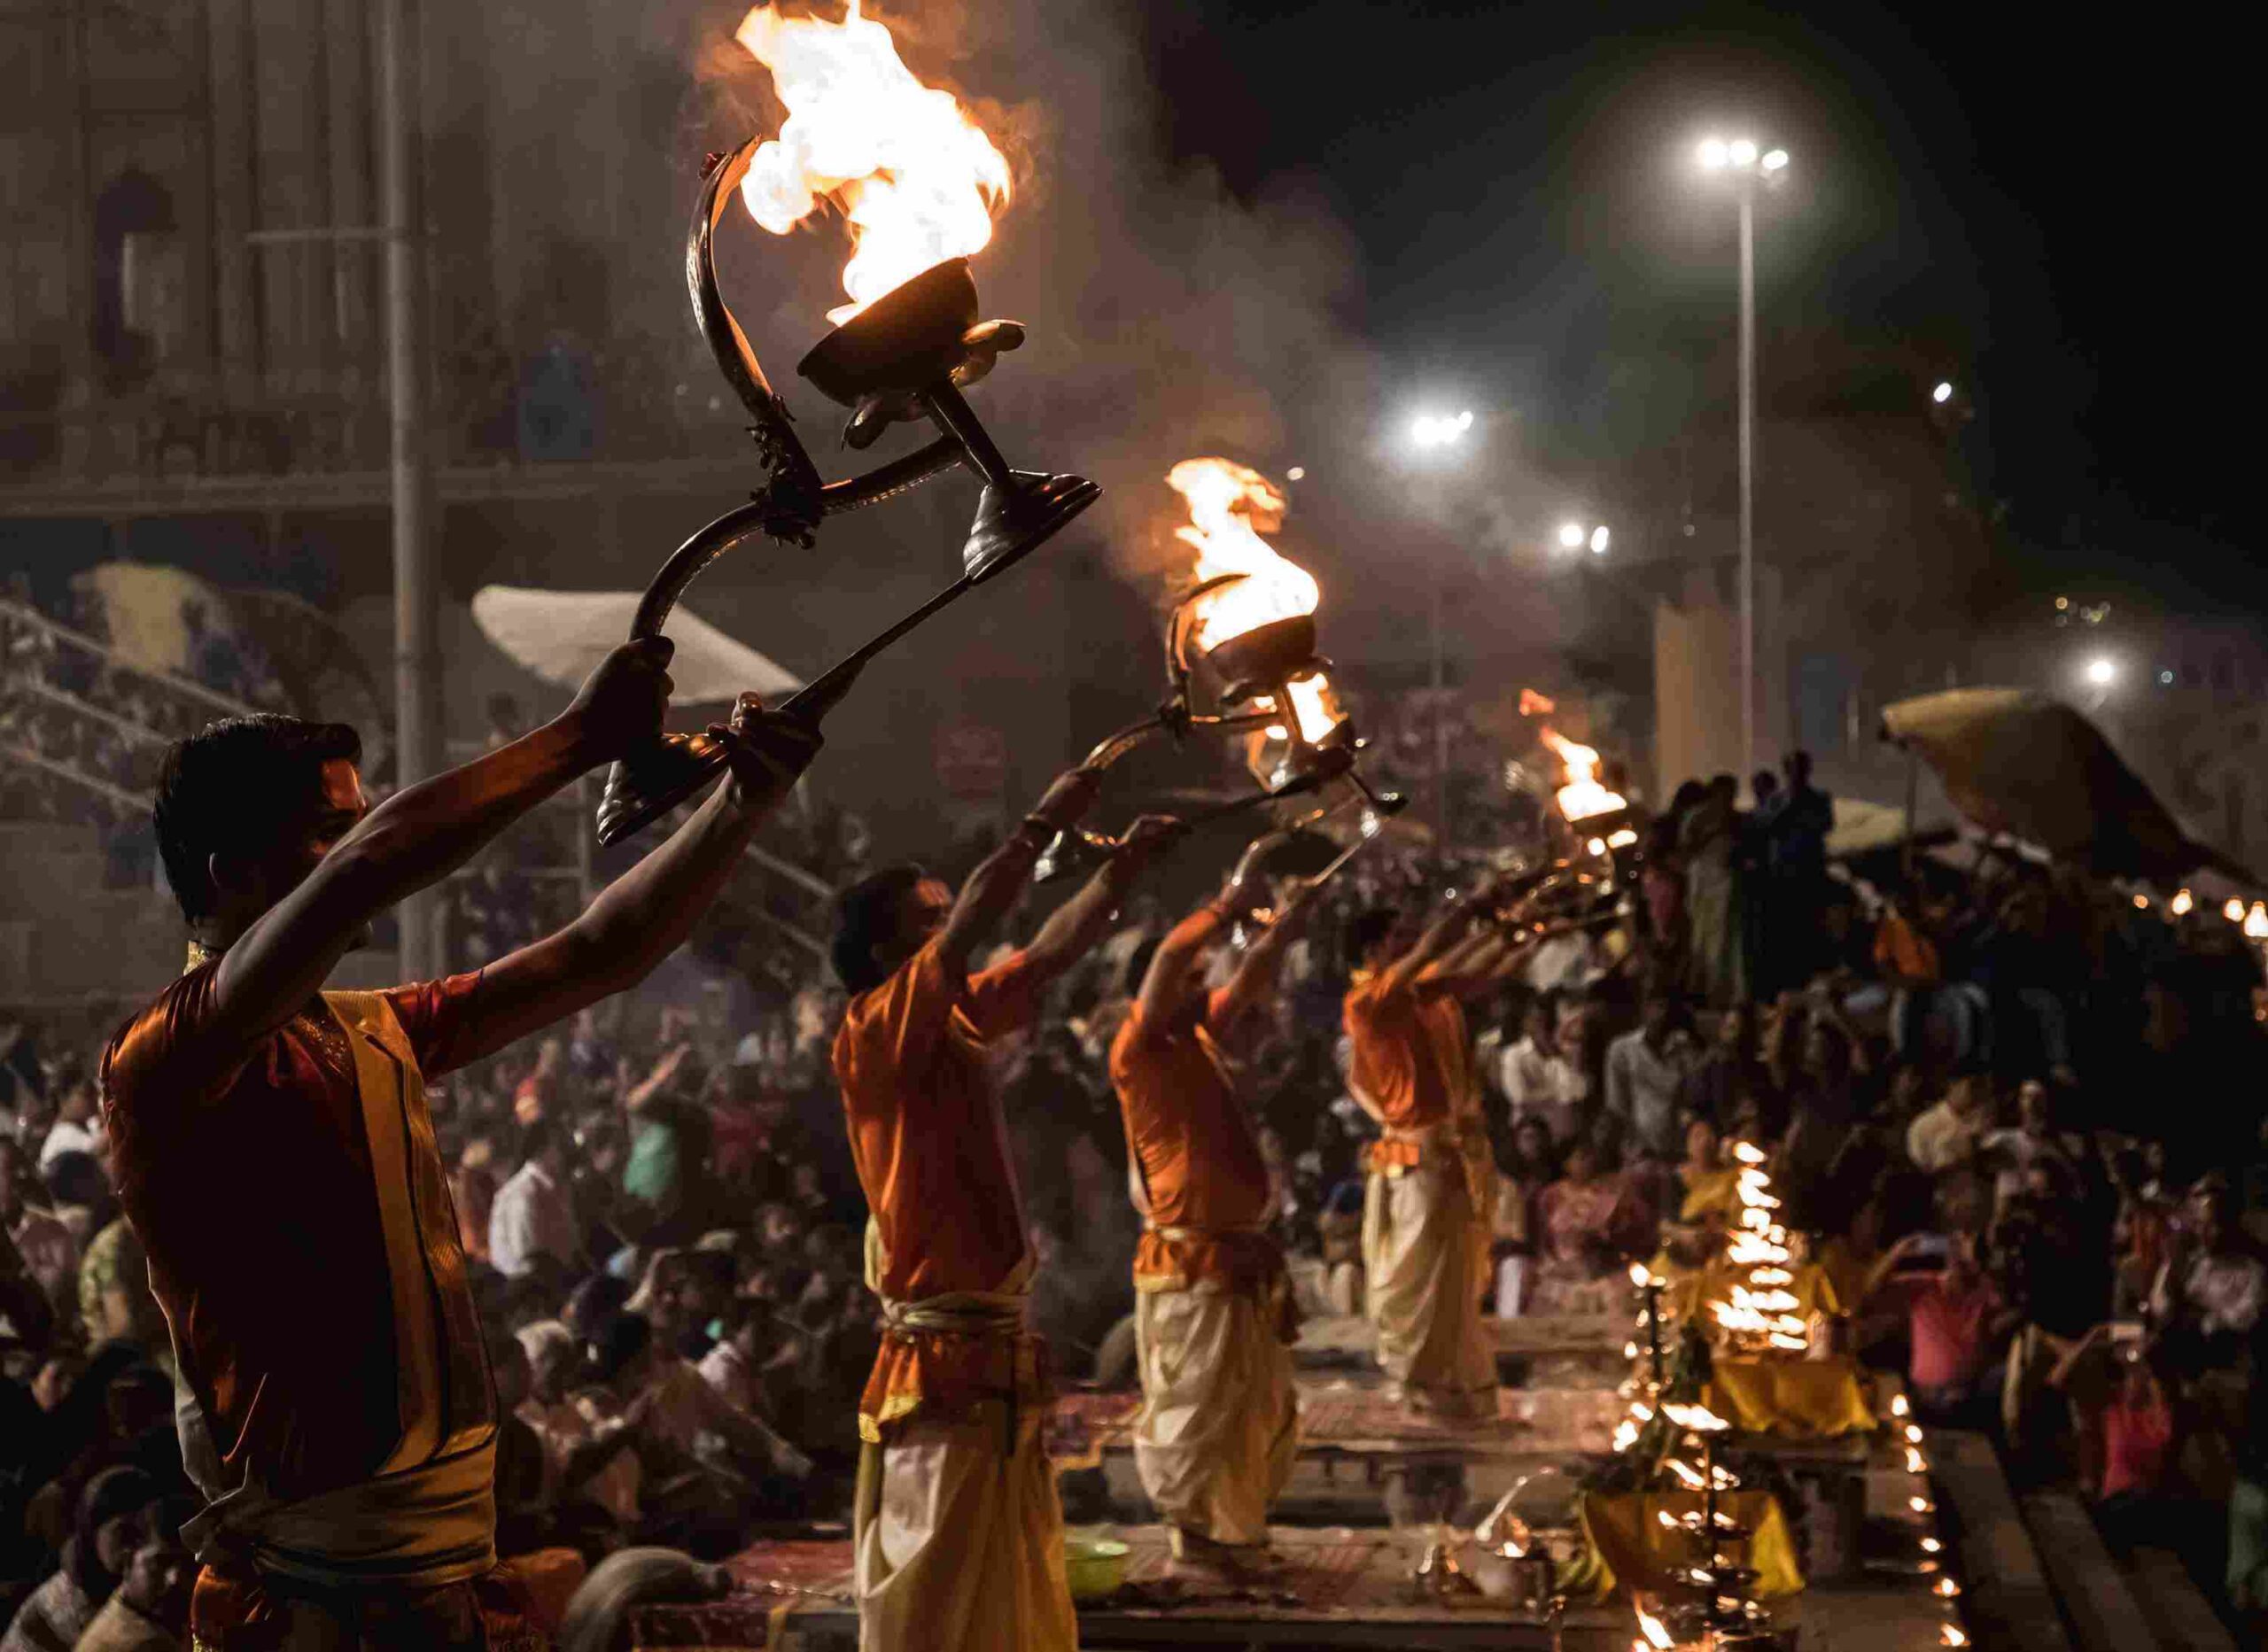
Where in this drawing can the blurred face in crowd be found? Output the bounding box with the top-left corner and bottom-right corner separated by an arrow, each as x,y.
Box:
2016,1080 -> 2049,1133
1563,1141 -> 1598,1183
1717,1002 -> 1753,1052
1948,1074 -> 1989,1117
1684,1117 -> 1720,1167
1800,1020 -> 1845,1080
120,1524 -> 193,1631
1511,1117 -> 1552,1170
1524,999 -> 1556,1048
1639,995 -> 1674,1041
1887,1064 -> 1927,1115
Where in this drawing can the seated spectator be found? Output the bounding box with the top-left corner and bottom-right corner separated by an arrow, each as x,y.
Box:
74,1495 -> 194,1652
1907,1070 -> 1992,1174
1497,991 -> 1588,1148
1491,1116 -> 1558,1316
1535,1139 -> 1644,1285
76,1217 -> 164,1357
1674,1116 -> 1738,1223
33,1068 -> 98,1175
1,1466 -> 159,1652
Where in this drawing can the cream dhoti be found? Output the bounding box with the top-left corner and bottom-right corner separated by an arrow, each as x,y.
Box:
1362,1127 -> 1498,1416
1131,1225 -> 1299,1552
852,1287 -> 1074,1652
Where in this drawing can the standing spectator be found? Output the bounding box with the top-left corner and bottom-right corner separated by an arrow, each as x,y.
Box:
489,1118 -> 581,1281
1867,1231 -> 2011,1425
1979,1079 -> 2078,1217
1682,776 -> 1747,1006
1603,987 -> 1696,1164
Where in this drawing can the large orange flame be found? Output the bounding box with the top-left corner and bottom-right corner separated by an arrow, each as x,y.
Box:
734,0 -> 1012,326
1538,727 -> 1627,823
1168,457 -> 1337,744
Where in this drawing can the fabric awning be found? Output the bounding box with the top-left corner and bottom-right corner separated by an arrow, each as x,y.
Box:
470,586 -> 800,706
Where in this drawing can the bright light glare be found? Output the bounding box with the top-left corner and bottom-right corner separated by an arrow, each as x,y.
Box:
2085,657 -> 2116,686
1728,138 -> 1759,166
1589,525 -> 1612,555
1285,466 -> 1306,481
1761,148 -> 1790,172
1410,409 -> 1474,450
1697,137 -> 1729,169
1557,522 -> 1586,548
1933,381 -> 1954,404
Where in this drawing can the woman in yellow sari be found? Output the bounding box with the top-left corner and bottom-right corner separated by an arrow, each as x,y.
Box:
1676,1117 -> 1741,1222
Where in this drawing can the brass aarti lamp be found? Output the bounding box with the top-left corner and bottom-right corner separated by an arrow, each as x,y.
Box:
595,139 -> 1099,846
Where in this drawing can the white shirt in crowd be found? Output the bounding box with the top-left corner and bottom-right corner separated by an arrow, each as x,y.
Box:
487,1159 -> 577,1279
1906,1099 -> 1986,1175
2155,1251 -> 2267,1338
1603,1030 -> 1691,1160
36,1115 -> 99,1171
1496,1035 -> 1588,1147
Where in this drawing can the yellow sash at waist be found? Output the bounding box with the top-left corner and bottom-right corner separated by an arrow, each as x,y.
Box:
186,1436 -> 497,1593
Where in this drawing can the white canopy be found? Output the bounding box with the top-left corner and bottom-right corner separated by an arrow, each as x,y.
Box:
470,586 -> 801,706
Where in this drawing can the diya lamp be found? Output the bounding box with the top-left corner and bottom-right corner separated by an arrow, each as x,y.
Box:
1629,1261 -> 1669,1392
596,4 -> 1099,845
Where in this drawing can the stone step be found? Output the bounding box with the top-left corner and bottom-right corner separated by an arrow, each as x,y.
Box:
1933,1431 -> 2075,1652
2126,1546 -> 2241,1652
2017,1490 -> 2163,1652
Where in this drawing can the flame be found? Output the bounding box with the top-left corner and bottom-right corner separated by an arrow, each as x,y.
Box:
1539,727 -> 1626,823
2225,897 -> 2247,923
1942,1629 -> 1970,1648
2249,902 -> 2268,940
1168,457 -> 1337,744
1661,1401 -> 1731,1433
1520,687 -> 1557,716
734,0 -> 1012,326
1634,1606 -> 1677,1650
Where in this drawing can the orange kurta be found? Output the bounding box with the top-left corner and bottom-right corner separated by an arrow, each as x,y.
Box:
835,936 -> 1047,1440
1110,997 -> 1281,1297
1342,969 -> 1471,1172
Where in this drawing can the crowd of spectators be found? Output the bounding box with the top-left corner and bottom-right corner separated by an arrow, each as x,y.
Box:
4,741 -> 2266,1646
1,577 -> 285,846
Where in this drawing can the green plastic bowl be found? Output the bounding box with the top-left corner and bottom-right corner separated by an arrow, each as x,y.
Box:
1064,1537 -> 1130,1600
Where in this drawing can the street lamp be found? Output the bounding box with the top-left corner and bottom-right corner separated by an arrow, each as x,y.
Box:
1403,407 -> 1477,846
1557,522 -> 1586,549
1932,381 -> 1954,404
2085,657 -> 2117,687
1693,133 -> 1790,779
1555,521 -> 1612,555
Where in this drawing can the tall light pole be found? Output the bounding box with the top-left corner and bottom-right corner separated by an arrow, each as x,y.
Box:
1697,136 -> 1787,779
1407,409 -> 1474,849
380,0 -> 439,980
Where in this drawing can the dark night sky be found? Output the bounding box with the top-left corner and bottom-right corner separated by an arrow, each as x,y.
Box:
1148,0 -> 2251,609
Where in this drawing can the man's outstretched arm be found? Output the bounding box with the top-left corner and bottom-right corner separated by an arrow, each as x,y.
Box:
452,696 -> 823,1065
1021,814 -> 1183,991
207,640 -> 673,1051
931,766 -> 1105,986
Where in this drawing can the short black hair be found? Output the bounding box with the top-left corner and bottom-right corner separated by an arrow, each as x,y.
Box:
518,1116 -> 563,1164
154,716 -> 361,923
832,865 -> 928,994
1343,906 -> 1397,965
